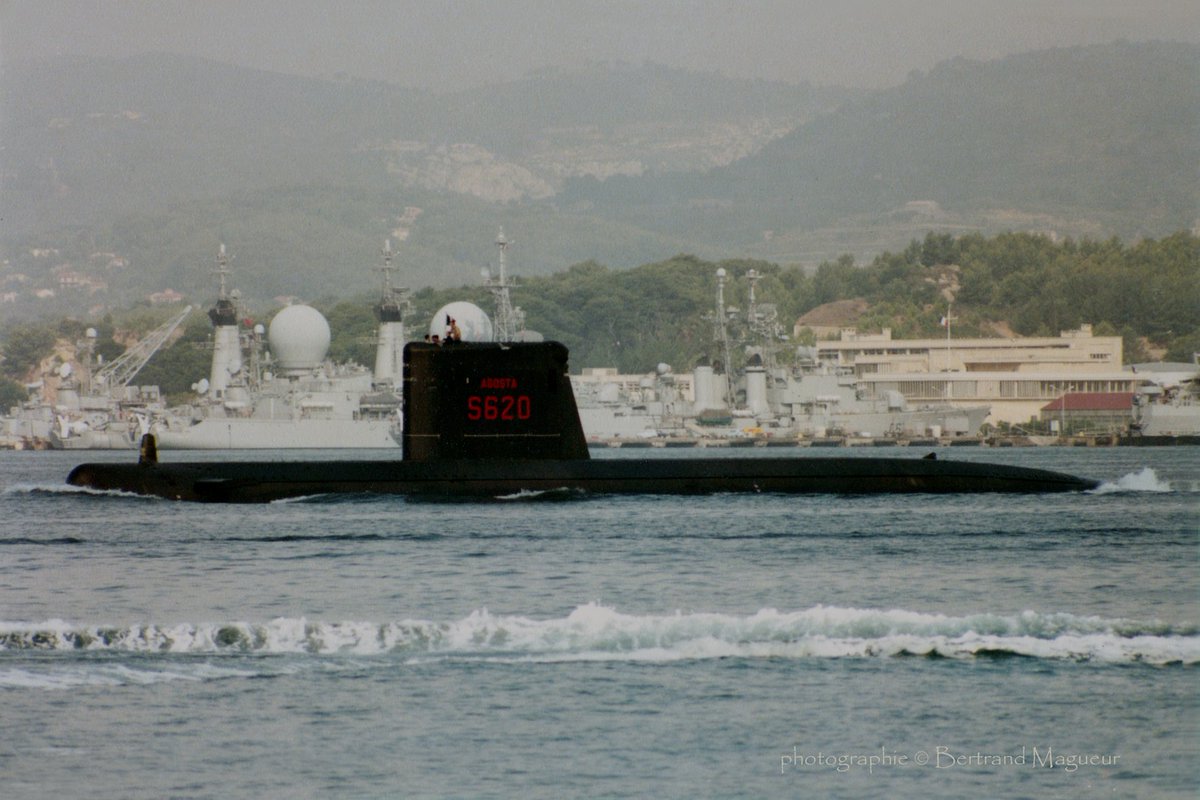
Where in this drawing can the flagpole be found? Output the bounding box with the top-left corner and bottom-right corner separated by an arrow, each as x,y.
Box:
941,303 -> 955,372
946,302 -> 952,370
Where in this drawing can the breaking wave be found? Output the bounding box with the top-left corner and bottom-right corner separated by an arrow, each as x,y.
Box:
1090,467 -> 1174,494
1,605 -> 1195,675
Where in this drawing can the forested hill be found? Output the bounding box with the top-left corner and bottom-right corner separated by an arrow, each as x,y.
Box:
723,41 -> 1199,231
566,41 -> 1200,254
1,231 -> 1194,410
5,230 -> 1188,411
407,231 -> 1199,373
0,55 -> 833,237
0,55 -> 836,314
1,42 -> 1196,323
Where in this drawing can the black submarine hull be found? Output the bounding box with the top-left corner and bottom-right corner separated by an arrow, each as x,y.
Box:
67,456 -> 1098,502
66,341 -> 1099,501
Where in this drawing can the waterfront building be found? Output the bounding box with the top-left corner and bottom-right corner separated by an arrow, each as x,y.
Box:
811,325 -> 1139,425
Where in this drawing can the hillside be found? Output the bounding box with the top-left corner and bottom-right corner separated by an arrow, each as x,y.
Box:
744,41 -> 1198,230
1,43 -> 1196,322
0,56 -> 831,318
5,231 -> 1194,405
0,55 -> 828,234
565,41 -> 1200,260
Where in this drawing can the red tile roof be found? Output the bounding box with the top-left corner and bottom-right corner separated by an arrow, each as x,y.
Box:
1041,392 -> 1134,412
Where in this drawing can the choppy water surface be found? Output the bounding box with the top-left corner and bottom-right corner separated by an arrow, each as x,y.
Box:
1,447 -> 1196,798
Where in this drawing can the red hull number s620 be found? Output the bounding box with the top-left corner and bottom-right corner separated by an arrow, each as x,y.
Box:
466,394 -> 532,421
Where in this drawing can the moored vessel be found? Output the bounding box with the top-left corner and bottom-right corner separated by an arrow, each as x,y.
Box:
150,245 -> 405,449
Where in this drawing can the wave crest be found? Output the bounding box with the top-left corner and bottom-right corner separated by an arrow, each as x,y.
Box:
1,605 -> 1195,666
1090,467 -> 1173,494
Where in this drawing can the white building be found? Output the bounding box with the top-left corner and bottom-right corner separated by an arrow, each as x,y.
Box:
812,325 -> 1139,425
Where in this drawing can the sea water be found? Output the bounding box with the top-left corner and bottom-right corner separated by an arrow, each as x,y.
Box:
0,446 -> 1196,798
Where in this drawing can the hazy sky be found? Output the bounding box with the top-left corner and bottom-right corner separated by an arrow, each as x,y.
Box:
2,0 -> 1197,90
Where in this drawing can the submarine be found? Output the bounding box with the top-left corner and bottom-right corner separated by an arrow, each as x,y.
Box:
67,341 -> 1099,502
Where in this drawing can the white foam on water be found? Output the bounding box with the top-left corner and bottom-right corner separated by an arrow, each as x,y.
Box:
494,487 -> 583,500
2,483 -> 154,499
0,662 -> 258,690
269,493 -> 333,504
4,605 -> 1195,666
1090,467 -> 1173,494
496,489 -> 551,500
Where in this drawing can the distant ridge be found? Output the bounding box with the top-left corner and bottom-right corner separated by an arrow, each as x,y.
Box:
725,41 -> 1199,226
1,42 -> 1195,317
567,41 -> 1199,260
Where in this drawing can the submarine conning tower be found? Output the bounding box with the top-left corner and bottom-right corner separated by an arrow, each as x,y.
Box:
402,341 -> 589,462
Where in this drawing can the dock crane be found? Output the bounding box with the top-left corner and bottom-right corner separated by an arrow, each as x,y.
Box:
89,305 -> 194,395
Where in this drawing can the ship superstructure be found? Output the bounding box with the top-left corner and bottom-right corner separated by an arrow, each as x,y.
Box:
372,239 -> 410,387
46,306 -> 193,449
206,244 -> 241,402
575,268 -> 990,443
151,245 -> 402,449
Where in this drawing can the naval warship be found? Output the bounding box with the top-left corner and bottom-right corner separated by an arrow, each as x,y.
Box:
150,244 -> 405,449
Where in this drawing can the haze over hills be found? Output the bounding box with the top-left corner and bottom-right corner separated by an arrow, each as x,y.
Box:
0,41 -> 1195,320
2,55 -> 838,229
564,41 -> 1200,261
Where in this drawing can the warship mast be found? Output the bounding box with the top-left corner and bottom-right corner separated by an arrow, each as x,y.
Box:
713,268 -> 736,410
373,239 -> 409,387
743,269 -> 782,418
484,228 -> 525,342
206,245 -> 242,401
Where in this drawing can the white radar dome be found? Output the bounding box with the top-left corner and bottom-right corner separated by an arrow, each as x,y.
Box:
430,302 -> 493,342
268,304 -> 331,371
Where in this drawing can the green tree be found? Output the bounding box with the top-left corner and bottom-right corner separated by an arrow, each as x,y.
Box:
0,376 -> 29,411
135,316 -> 215,398
1164,331 -> 1200,363
0,322 -> 57,380
321,299 -> 377,367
